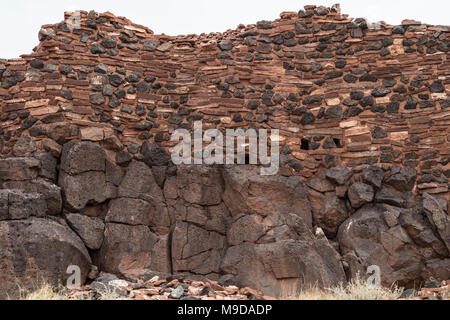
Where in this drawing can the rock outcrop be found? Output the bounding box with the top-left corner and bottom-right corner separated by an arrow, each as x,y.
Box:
0,4 -> 449,298
0,139 -> 448,298
0,218 -> 91,299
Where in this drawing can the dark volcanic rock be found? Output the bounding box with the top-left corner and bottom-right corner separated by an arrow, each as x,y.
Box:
141,142 -> 171,167
392,26 -> 405,34
348,183 -> 374,208
1,190 -> 47,220
218,39 -> 233,51
372,126 -> 387,139
101,37 -> 117,49
308,189 -> 349,237
326,165 -> 353,185
116,151 -> 132,167
0,218 -> 91,299
222,213 -> 346,297
60,142 -> 105,175
109,74 -> 124,87
371,87 -> 391,97
222,165 -> 312,225
362,166 -> 385,188
89,94 -> 106,105
66,213 -> 105,250
303,95 -> 322,105
375,186 -> 407,208
59,142 -> 114,211
430,81 -> 444,93
91,44 -> 106,54
257,20 -> 272,29
99,223 -> 170,277
338,204 -> 432,287
422,193 -> 450,252
385,166 -> 417,192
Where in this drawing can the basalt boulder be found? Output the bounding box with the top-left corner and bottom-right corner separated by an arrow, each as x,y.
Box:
307,189 -> 348,238
2,178 -> 62,215
326,165 -> 353,185
141,142 -> 171,167
222,165 -> 312,225
422,193 -> 450,252
99,223 -> 170,278
348,183 -> 374,208
66,214 -> 105,250
172,220 -> 226,277
385,166 -> 417,192
362,165 -> 385,189
0,218 -> 91,299
222,213 -> 346,297
338,203 -> 448,287
58,142 -> 116,211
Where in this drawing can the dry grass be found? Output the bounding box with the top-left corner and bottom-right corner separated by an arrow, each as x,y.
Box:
9,281 -> 131,301
284,276 -> 406,300
7,276 -> 447,301
13,283 -> 70,301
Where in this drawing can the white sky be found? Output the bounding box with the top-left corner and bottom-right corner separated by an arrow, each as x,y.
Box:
1,0 -> 449,59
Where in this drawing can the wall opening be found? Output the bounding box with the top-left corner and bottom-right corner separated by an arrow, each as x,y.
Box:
333,138 -> 342,148
301,139 -> 310,150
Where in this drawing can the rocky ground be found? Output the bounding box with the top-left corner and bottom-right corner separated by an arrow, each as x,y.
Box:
18,273 -> 448,300
65,272 -> 275,301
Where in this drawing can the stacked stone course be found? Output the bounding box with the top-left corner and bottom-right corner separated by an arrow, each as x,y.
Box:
0,5 -> 449,198
0,5 -> 449,299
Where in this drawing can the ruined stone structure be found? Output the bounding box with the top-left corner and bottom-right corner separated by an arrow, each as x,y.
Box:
0,5 -> 449,298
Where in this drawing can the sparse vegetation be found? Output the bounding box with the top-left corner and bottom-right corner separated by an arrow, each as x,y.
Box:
9,281 -> 131,301
6,275 -> 448,300
14,283 -> 69,301
283,276 -> 407,300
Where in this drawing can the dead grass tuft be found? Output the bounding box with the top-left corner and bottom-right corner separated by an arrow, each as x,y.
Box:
283,275 -> 405,300
13,282 -> 69,300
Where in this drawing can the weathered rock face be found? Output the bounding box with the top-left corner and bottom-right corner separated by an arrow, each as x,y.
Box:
221,213 -> 346,296
0,218 -> 91,299
164,164 -> 331,297
99,159 -> 171,278
348,183 -> 374,209
59,142 -> 116,211
0,139 -> 448,297
222,165 -> 312,224
0,4 -> 449,298
99,223 -> 171,278
338,203 -> 449,287
66,214 -> 105,250
423,193 -> 450,252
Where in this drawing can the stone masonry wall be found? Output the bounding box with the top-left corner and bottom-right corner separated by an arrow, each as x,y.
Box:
0,5 -> 449,199
0,5 -> 449,298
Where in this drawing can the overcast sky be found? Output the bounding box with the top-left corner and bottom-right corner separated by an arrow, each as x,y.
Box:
1,0 -> 449,59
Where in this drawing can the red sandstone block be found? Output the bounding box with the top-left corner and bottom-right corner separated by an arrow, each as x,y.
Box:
2,103 -> 24,112
71,106 -> 93,114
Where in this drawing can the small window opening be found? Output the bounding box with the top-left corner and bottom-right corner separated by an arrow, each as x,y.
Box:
333,138 -> 342,148
301,139 -> 310,150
